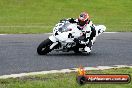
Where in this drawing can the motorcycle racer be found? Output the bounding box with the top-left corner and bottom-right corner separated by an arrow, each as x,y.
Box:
37,12 -> 106,55
63,12 -> 97,53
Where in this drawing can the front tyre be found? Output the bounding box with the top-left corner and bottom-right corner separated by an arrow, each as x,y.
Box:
37,38 -> 53,55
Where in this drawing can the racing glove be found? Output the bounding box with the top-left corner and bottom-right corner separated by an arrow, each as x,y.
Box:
68,18 -> 77,23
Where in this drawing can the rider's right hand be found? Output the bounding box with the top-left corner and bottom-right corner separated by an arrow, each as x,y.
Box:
69,18 -> 77,23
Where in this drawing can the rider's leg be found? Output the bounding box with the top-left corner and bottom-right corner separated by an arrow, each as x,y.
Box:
84,42 -> 92,53
84,27 -> 96,53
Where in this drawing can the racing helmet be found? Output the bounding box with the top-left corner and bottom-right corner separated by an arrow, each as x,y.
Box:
78,12 -> 90,26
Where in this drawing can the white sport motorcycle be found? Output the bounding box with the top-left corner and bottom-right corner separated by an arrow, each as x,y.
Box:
37,20 -> 106,55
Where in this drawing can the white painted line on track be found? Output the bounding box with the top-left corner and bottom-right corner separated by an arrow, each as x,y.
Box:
104,32 -> 119,33
0,34 -> 8,35
0,32 -> 120,35
46,32 -> 121,34
0,65 -> 131,79
47,32 -> 119,34
0,25 -> 53,28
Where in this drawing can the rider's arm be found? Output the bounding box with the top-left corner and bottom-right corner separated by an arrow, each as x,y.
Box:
68,18 -> 78,23
60,18 -> 77,23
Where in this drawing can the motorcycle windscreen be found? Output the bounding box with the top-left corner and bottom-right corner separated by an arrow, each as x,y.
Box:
57,23 -> 71,32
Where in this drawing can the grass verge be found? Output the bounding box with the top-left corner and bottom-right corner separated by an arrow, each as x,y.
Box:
0,0 -> 132,33
0,67 -> 132,88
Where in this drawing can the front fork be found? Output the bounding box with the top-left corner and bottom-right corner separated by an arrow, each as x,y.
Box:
49,35 -> 59,49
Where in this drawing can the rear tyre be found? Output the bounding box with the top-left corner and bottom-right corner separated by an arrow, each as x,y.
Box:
73,47 -> 82,53
37,38 -> 53,55
73,44 -> 85,53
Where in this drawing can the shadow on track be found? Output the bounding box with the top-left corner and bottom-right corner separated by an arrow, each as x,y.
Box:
44,52 -> 94,56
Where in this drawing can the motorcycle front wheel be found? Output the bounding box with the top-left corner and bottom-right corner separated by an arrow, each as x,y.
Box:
37,38 -> 53,55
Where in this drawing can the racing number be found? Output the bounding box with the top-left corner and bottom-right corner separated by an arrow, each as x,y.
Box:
68,33 -> 74,38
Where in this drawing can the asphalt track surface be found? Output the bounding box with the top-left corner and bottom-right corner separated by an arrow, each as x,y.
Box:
0,33 -> 132,75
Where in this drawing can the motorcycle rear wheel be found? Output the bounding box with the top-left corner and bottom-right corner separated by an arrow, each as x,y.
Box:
73,47 -> 81,53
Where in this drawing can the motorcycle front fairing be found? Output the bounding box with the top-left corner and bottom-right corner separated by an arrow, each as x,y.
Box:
49,22 -> 82,50
50,23 -> 82,43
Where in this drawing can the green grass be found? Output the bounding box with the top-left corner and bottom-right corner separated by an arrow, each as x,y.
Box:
0,67 -> 132,88
0,0 -> 132,33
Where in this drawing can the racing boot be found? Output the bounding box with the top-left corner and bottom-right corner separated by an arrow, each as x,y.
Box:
84,46 -> 91,53
84,41 -> 92,54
